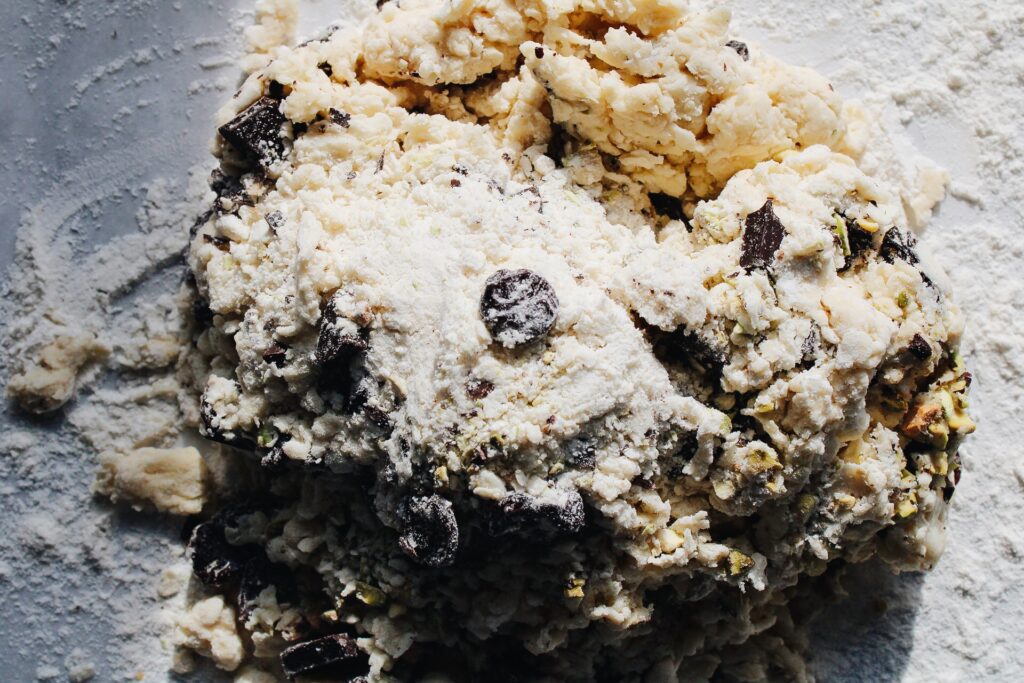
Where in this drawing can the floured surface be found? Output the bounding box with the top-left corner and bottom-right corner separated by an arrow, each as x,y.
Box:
0,1 -> 1020,682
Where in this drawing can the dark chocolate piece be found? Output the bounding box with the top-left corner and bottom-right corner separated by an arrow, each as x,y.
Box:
218,96 -> 287,171
740,199 -> 786,270
648,192 -> 686,223
187,521 -> 252,589
480,269 -> 559,348
565,437 -> 597,469
878,227 -> 919,265
726,40 -> 750,60
280,634 -> 369,680
546,124 -> 569,168
466,378 -> 495,400
397,494 -> 459,567
907,334 -> 932,360
488,490 -> 585,537
329,108 -> 351,128
263,341 -> 289,367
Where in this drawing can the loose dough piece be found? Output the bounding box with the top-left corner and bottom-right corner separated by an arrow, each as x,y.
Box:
93,447 -> 208,515
7,330 -> 109,414
172,596 -> 245,672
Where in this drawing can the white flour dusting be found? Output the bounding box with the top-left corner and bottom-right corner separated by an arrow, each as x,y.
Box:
0,0 -> 1021,681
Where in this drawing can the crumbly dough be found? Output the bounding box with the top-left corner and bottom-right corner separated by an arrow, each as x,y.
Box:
172,596 -> 245,672
175,0 -> 974,680
7,330 -> 109,414
93,447 -> 208,516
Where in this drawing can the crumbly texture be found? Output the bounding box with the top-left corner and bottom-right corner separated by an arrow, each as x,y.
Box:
6,331 -> 110,414
93,446 -> 209,516
171,595 -> 245,672
173,0 -> 977,680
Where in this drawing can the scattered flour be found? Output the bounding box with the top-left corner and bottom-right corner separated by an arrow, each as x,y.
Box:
0,0 -> 1021,681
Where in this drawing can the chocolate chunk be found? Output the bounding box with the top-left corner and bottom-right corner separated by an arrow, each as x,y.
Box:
267,81 -> 286,100
397,494 -> 459,567
263,341 -> 289,367
187,521 -> 252,589
480,269 -> 559,348
489,490 -> 585,537
546,124 -> 569,168
740,199 -> 786,270
280,634 -> 369,681
318,61 -> 334,78
362,404 -> 393,430
667,431 -> 699,477
847,219 -> 875,260
315,299 -> 369,368
534,46 -> 545,59
726,40 -> 750,60
265,210 -> 285,232
209,168 -> 248,209
257,435 -> 289,471
203,233 -> 231,251
238,554 -> 295,618
907,334 -> 932,360
653,327 -> 726,375
648,192 -> 687,223
329,108 -> 351,128
800,326 -> 820,369
565,437 -> 597,469
878,227 -> 919,265
191,295 -> 214,328
466,378 -> 494,400
218,96 -> 287,171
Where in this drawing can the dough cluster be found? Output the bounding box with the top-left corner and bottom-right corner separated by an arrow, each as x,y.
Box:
174,0 -> 974,680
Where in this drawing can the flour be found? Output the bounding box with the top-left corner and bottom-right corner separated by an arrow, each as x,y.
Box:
0,0 -> 1021,681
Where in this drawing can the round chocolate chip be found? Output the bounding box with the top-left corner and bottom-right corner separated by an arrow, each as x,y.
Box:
480,269 -> 559,348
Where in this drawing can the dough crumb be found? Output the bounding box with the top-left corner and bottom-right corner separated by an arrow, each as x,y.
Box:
172,596 -> 245,672
93,447 -> 208,516
6,330 -> 109,414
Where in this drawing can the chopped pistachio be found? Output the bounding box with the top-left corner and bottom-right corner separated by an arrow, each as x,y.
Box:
355,582 -> 386,607
728,550 -> 754,576
897,291 -> 910,308
896,495 -> 918,519
753,400 -> 775,414
835,493 -> 857,509
832,214 -> 851,256
433,465 -> 449,486
747,448 -> 781,473
564,577 -> 586,599
797,493 -> 817,518
257,423 -> 279,448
